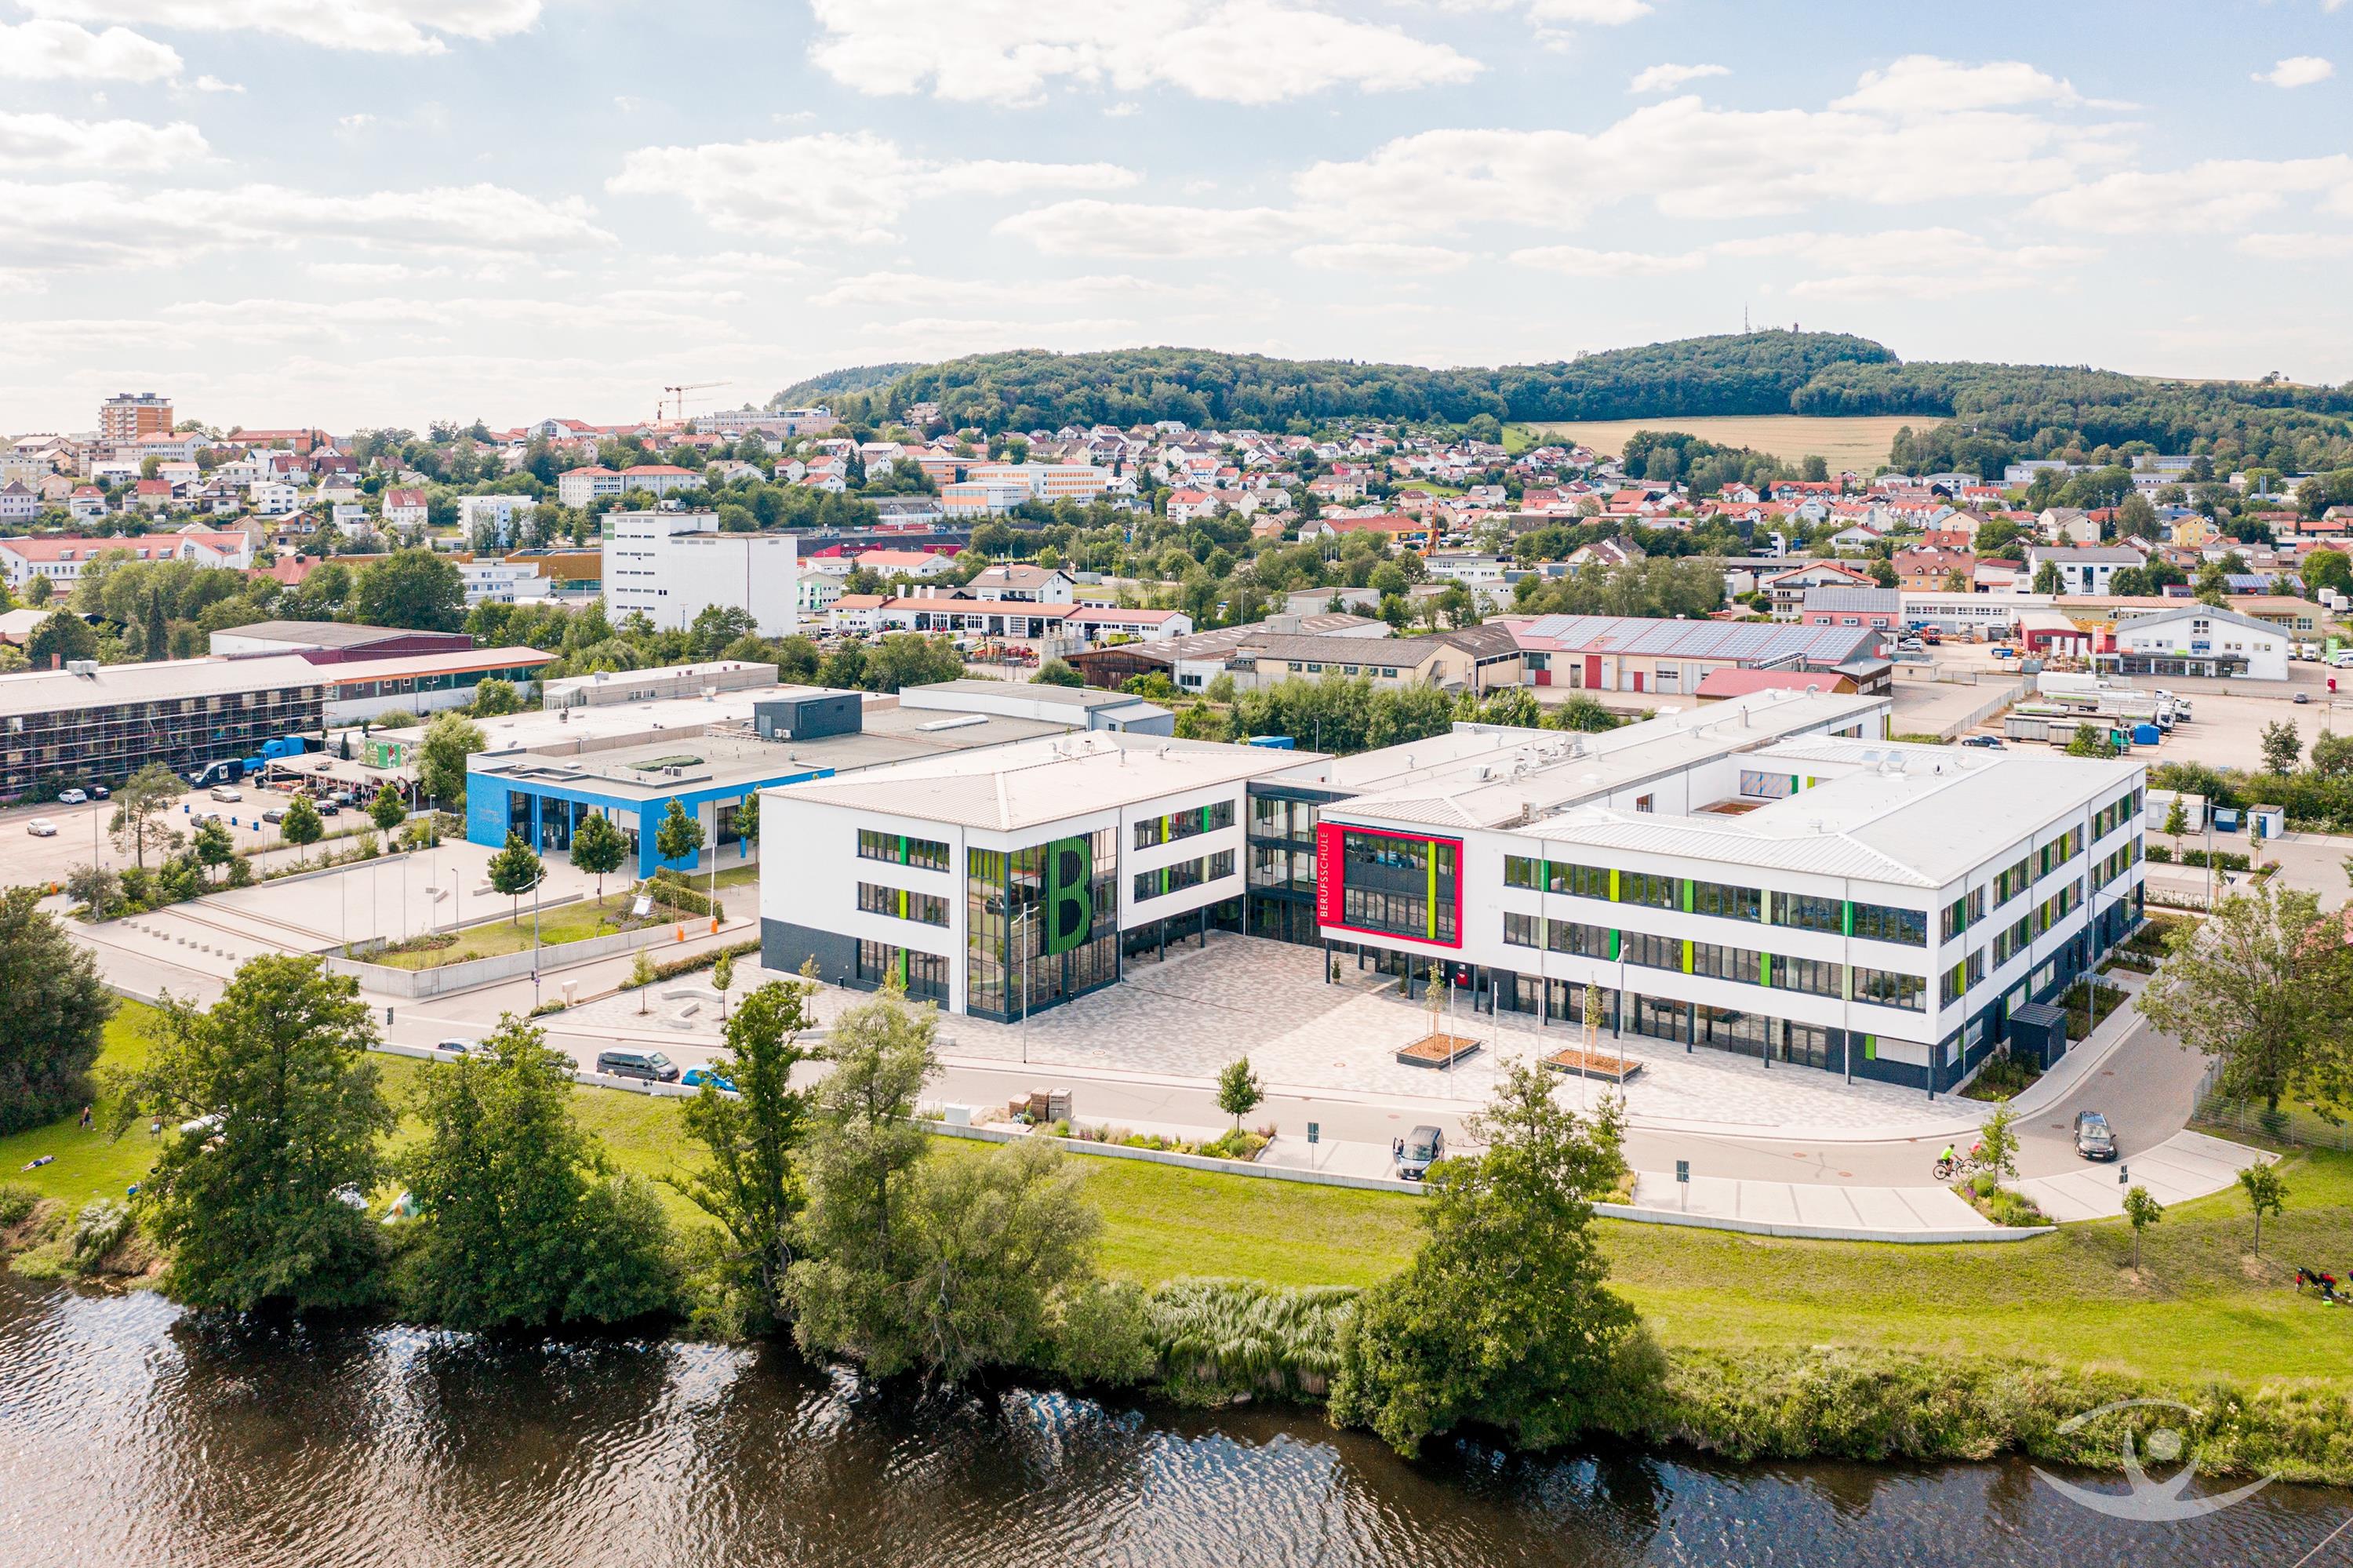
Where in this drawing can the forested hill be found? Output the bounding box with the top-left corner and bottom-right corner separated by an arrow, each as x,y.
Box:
807,337 -> 2353,475
770,362 -> 922,406
821,334 -> 1895,432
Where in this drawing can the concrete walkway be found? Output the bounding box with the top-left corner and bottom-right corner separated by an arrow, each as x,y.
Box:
2014,1130 -> 2275,1222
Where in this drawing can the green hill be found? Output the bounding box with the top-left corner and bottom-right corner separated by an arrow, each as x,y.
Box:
806,337 -> 2353,477
769,362 -> 922,407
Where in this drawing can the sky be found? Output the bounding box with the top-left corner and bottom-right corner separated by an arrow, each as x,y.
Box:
1,0 -> 2349,434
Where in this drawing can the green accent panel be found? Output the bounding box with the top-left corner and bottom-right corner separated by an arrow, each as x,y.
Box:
1680,940 -> 1693,974
897,947 -> 908,985
1042,835 -> 1093,957
1864,1035 -> 1877,1060
1680,879 -> 1693,912
1608,928 -> 1620,961
898,835 -> 908,865
1759,953 -> 1773,987
1426,851 -> 1438,940
1609,868 -> 1620,902
1841,900 -> 1854,937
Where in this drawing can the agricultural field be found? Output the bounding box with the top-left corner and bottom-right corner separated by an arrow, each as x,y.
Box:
1520,414 -> 1921,475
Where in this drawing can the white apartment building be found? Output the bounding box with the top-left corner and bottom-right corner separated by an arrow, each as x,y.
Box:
459,493 -> 539,544
249,480 -> 300,513
459,558 -> 554,606
963,463 -> 1110,503
601,509 -> 798,635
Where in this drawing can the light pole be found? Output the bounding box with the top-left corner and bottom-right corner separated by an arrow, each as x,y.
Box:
1013,902 -> 1035,1065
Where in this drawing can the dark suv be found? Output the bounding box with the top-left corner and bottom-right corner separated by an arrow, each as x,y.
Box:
597,1049 -> 679,1084
2074,1110 -> 2117,1161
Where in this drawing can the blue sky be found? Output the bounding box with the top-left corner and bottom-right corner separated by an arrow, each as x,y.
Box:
1,0 -> 2348,431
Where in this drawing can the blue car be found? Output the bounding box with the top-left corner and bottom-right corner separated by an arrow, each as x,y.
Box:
681,1066 -> 736,1092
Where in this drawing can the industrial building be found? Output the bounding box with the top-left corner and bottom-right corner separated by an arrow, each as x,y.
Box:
601,509 -> 798,635
1507,615 -> 1893,696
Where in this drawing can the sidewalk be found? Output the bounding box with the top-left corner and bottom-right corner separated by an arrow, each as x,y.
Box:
2013,1130 -> 2274,1222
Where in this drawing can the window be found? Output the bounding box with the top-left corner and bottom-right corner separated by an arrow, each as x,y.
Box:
1773,893 -> 1844,935
856,939 -> 947,1001
857,882 -> 948,926
1546,920 -> 1612,957
1344,885 -> 1452,940
1690,941 -> 1763,985
1993,854 -> 2033,906
1619,871 -> 1678,909
1622,930 -> 1682,971
1546,861 -> 1612,900
1771,955 -> 1843,998
1635,794 -> 1656,813
1504,911 -> 1541,948
1691,881 -> 1761,922
1131,848 -> 1235,903
1504,854 -> 1541,890
858,828 -> 949,872
1993,913 -> 2034,966
1853,966 -> 1925,1011
1940,887 -> 1985,941
1133,799 -> 1235,849
1852,903 -> 1927,946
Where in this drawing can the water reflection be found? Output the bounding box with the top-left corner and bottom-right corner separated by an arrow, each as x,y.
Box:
1,1275 -> 2347,1568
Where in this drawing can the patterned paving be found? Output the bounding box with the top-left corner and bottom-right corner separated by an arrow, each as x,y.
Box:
611,933 -> 1973,1135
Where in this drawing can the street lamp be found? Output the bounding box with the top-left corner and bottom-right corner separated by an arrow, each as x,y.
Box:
1013,901 -> 1035,1065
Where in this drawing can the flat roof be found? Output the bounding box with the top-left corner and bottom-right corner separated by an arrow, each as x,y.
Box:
0,653 -> 326,719
1512,614 -> 1881,663
314,646 -> 554,684
473,703 -> 1070,799
216,620 -> 448,648
904,678 -> 1132,709
765,731 -> 1327,831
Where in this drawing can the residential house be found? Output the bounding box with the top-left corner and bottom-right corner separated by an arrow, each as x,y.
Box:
383,488 -> 428,530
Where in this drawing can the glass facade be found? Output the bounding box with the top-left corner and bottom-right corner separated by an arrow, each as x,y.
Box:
855,939 -> 948,1002
963,828 -> 1120,1021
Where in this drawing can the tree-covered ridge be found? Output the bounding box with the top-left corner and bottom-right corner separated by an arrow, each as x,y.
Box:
831,333 -> 1899,432
769,362 -> 922,406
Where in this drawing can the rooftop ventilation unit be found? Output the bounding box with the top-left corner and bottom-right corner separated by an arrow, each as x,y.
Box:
915,713 -> 988,733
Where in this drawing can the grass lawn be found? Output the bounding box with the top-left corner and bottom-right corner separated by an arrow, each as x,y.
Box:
1522,414 -> 1918,475
361,893 -> 660,969
705,862 -> 762,892
15,1004 -> 2353,1387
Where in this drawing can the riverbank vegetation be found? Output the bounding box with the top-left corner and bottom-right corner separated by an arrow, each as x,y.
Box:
9,938 -> 2353,1479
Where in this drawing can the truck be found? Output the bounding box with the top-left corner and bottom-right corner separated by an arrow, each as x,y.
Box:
186,733 -> 313,788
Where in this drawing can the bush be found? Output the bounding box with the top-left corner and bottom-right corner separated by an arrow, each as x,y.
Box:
636,939 -> 759,987
372,711 -> 420,729
1146,1279 -> 1359,1403
69,1199 -> 133,1271
0,1181 -> 39,1230
1048,1279 -> 1158,1388
648,868 -> 725,921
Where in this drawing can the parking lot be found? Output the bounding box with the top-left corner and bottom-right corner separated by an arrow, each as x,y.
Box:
1,779 -> 392,891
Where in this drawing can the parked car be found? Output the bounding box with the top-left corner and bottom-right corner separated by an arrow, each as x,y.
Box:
2297,691 -> 2311,704
435,1038 -> 479,1057
1961,736 -> 2006,749
2074,1110 -> 2117,1161
596,1049 -> 679,1084
681,1065 -> 737,1092
1897,637 -> 1926,653
91,784 -> 108,799
262,807 -> 286,824
55,788 -> 87,805
209,784 -> 242,802
318,800 -> 342,816
25,817 -> 57,837
1393,1125 -> 1445,1181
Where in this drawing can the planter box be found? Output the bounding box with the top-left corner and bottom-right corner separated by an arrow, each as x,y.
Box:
1543,1046 -> 1642,1082
1396,1032 -> 1482,1069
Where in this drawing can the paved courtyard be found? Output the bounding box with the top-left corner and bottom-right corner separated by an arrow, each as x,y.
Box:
573,933 -> 1977,1136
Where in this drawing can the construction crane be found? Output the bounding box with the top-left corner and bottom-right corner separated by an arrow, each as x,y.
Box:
658,381 -> 728,423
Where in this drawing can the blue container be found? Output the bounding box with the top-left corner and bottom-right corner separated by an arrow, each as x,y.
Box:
1242,735 -> 1296,750
2131,723 -> 2161,746
2214,807 -> 2242,832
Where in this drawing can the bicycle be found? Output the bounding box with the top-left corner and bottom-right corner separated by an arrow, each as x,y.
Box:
1934,1153 -> 1988,1181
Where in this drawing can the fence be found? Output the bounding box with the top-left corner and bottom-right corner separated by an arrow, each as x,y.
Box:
1929,676 -> 2034,741
2192,1058 -> 2353,1151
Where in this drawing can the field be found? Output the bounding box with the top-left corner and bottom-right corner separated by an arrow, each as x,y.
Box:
1520,414 -> 1920,475
13,1003 -> 2353,1388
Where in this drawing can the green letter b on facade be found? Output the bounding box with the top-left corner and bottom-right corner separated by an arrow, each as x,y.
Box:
1043,836 -> 1093,956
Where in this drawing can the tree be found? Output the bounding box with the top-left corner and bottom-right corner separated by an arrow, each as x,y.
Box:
190,817 -> 234,884
734,791 -> 759,850
396,1015 -> 677,1330
711,950 -> 736,1023
2311,728 -> 2353,782
630,951 -> 658,1013
0,887 -> 114,1135
2066,722 -> 2118,759
110,762 -> 187,870
2031,561 -> 2062,596
125,955 -> 393,1312
2302,547 -> 2353,601
1033,659 -> 1086,688
569,810 -> 627,899
1977,1098 -> 2019,1182
2136,884 -> 2353,1119
487,832 -> 543,925
785,984 -> 940,1363
144,589 -> 169,662
1216,1057 -> 1263,1131
24,573 -> 52,606
1867,558 -> 1897,588
417,711 -> 486,812
676,977 -> 817,1331
280,794 -> 323,866
25,608 -> 96,669
2162,795 -> 2189,860
2123,1184 -> 2163,1270
351,548 -> 466,632
654,796 -> 704,869
1330,1064 -> 1636,1457
469,677 -> 522,717
2237,1163 -> 2287,1257
2261,719 -> 2302,776
368,781 -> 406,847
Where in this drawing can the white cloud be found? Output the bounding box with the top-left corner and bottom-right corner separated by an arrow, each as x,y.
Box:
994,199 -> 1315,258
808,271 -> 1207,307
338,113 -> 376,129
2024,156 -> 2353,232
0,19 -> 180,81
17,0 -> 544,55
2254,56 -> 2335,89
806,0 -> 1480,106
1291,241 -> 1472,275
1523,0 -> 1651,20
0,179 -> 612,273
1510,243 -> 1704,276
2236,232 -> 2331,260
1300,67 -> 2133,226
608,132 -> 1134,242
1833,55 -> 2121,115
0,111 -> 205,170
1628,62 -> 1726,94
307,260 -> 451,282
192,74 -> 242,92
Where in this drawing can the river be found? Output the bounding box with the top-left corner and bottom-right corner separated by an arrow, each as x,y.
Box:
1,1275 -> 2345,1567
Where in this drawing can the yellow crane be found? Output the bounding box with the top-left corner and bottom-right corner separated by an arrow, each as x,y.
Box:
658,381 -> 728,422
